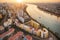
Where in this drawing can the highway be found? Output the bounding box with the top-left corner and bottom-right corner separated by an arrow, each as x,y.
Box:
26,4 -> 60,39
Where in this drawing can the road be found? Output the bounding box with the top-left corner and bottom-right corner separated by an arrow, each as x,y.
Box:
26,4 -> 60,40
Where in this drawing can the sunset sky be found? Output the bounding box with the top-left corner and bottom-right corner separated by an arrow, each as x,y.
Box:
0,0 -> 60,3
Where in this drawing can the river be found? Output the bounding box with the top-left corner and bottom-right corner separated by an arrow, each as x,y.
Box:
26,4 -> 60,38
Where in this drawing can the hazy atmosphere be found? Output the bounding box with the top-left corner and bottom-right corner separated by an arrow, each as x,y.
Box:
0,0 -> 60,3
0,0 -> 60,40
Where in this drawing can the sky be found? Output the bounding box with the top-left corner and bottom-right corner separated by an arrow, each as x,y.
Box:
0,0 -> 60,3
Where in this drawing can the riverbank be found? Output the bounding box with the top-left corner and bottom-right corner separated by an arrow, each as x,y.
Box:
25,4 -> 60,40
